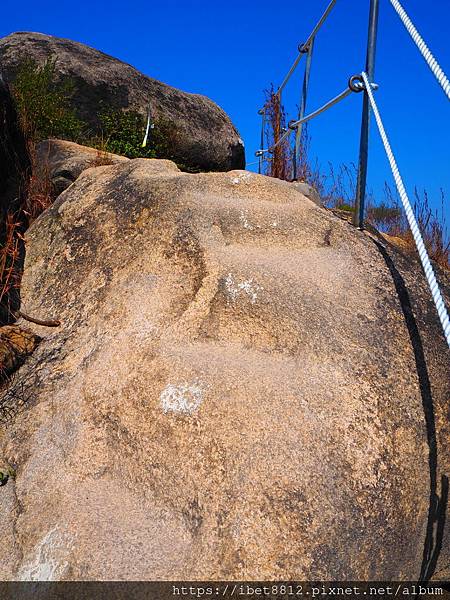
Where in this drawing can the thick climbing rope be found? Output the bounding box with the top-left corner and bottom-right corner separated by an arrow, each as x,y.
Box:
361,71 -> 450,348
389,0 -> 450,101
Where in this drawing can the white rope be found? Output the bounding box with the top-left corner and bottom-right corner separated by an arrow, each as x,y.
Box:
361,71 -> 450,348
389,0 -> 450,101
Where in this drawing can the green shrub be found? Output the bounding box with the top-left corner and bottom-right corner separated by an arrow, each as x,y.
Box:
11,58 -> 84,142
97,105 -> 183,164
367,202 -> 402,229
11,59 -> 198,172
336,202 -> 354,213
97,106 -> 156,159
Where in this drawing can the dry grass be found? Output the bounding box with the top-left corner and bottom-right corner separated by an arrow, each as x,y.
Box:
372,186 -> 450,270
0,213 -> 23,313
89,147 -> 117,168
0,140 -> 54,323
260,88 -> 449,270
23,141 -> 54,222
263,86 -> 292,181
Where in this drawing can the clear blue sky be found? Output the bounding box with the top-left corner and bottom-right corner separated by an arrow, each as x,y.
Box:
2,0 -> 449,219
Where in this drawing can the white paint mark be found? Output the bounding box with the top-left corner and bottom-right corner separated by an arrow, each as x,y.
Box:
239,210 -> 254,230
224,273 -> 263,304
63,246 -> 76,262
271,220 -> 278,228
17,526 -> 74,581
160,382 -> 203,415
231,172 -> 252,185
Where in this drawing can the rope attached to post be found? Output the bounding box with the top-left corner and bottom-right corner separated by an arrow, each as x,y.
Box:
389,0 -> 450,101
361,71 -> 450,348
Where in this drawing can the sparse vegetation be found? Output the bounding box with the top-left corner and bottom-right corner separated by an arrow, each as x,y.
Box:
95,106 -> 156,159
261,88 -> 449,269
1,58 -> 196,326
0,213 -> 22,316
263,86 -> 292,181
12,58 -> 84,142
93,105 -> 183,166
10,58 -> 183,164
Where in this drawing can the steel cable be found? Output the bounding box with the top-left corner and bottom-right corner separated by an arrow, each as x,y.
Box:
258,0 -> 339,111
257,86 -> 353,155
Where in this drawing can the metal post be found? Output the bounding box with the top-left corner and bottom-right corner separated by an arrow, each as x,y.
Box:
353,0 -> 380,228
258,109 -> 265,174
293,39 -> 314,181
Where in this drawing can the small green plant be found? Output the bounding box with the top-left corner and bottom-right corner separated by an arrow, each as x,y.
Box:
95,106 -> 190,168
97,107 -> 156,159
337,203 -> 354,213
0,465 -> 16,486
11,59 -> 195,171
12,58 -> 84,142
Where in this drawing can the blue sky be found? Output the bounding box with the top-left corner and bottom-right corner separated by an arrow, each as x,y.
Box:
2,0 -> 449,218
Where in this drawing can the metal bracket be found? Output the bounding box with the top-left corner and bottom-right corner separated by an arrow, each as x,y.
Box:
298,42 -> 310,54
349,74 -> 379,93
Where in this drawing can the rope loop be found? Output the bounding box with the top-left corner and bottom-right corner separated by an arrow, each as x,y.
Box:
348,74 -> 364,93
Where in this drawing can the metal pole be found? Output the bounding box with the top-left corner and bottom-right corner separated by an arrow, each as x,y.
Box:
353,0 -> 380,228
293,39 -> 314,181
258,109 -> 265,174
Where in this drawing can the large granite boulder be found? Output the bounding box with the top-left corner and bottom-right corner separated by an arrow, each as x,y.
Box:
0,32 -> 245,173
0,159 -> 448,580
36,139 -> 129,197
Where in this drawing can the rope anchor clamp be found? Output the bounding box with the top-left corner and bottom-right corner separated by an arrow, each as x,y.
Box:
298,42 -> 310,54
349,74 -> 379,93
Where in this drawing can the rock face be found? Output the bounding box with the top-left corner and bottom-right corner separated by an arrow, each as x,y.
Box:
0,32 -> 246,173
0,326 -> 40,381
0,158 -> 448,580
36,139 -> 129,196
291,181 -> 322,206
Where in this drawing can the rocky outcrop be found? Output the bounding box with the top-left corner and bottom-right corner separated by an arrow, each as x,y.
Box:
0,158 -> 448,580
291,181 -> 322,206
0,326 -> 40,381
0,32 -> 246,173
36,139 -> 129,196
